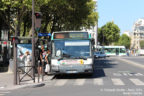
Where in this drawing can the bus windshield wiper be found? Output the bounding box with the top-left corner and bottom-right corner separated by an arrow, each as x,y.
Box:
63,53 -> 73,58
58,57 -> 63,61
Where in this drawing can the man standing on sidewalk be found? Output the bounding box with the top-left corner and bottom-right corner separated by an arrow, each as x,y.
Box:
38,45 -> 46,76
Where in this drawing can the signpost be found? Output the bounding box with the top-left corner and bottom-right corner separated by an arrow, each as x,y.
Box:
32,0 -> 35,83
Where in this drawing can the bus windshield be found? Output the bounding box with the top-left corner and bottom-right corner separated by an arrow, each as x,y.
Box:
52,40 -> 91,58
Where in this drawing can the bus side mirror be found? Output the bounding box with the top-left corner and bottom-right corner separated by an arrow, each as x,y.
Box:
56,50 -> 62,57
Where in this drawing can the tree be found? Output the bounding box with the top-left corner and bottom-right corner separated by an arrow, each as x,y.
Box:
98,27 -> 103,45
117,34 -> 131,49
140,40 -> 144,49
0,0 -> 33,36
0,0 -> 47,36
40,0 -> 98,33
0,0 -> 98,37
99,21 -> 120,45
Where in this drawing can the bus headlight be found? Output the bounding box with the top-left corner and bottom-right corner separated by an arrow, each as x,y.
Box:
85,64 -> 92,69
84,58 -> 93,64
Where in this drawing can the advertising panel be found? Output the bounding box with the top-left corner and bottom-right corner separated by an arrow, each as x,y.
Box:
17,44 -> 32,71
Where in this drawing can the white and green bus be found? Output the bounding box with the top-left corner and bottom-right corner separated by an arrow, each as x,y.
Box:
96,46 -> 127,56
51,31 -> 94,75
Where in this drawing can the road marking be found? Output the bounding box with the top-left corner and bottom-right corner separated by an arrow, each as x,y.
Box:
113,72 -> 144,77
74,79 -> 85,86
0,92 -> 10,94
130,78 -> 144,85
93,78 -> 103,85
0,91 -> 10,96
54,80 -> 68,86
111,78 -> 125,85
135,73 -> 144,76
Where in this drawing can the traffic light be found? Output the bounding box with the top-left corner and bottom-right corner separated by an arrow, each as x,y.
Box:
35,12 -> 42,19
12,37 -> 19,44
34,12 -> 42,31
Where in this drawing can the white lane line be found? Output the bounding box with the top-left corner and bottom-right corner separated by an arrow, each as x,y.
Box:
74,79 -> 85,86
54,80 -> 68,86
135,73 -> 144,76
111,78 -> 125,85
130,78 -> 144,85
93,78 -> 103,85
0,92 -> 10,94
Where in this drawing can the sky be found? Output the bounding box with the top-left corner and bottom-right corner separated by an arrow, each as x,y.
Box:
98,0 -> 144,34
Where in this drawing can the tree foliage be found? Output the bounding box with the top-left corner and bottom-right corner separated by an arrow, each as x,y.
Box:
116,34 -> 131,49
98,21 -> 120,45
140,40 -> 144,49
40,0 -> 98,33
0,0 -> 98,37
0,0 -> 33,36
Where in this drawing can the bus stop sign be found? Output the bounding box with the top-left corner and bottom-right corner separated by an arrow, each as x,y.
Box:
38,33 -> 51,37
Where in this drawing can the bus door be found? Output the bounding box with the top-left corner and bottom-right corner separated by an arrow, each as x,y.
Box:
0,44 -> 2,63
116,48 -> 119,55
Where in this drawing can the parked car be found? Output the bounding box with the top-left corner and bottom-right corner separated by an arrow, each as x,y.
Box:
94,51 -> 106,58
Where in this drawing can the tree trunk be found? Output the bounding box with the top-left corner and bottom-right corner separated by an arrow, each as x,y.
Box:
22,21 -> 26,36
43,21 -> 49,33
16,8 -> 21,36
51,16 -> 57,33
28,27 -> 32,37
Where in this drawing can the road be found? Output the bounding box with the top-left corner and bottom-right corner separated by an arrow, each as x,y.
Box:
2,56 -> 144,96
120,56 -> 144,65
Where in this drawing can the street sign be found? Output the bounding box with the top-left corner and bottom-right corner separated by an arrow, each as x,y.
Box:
38,33 -> 51,37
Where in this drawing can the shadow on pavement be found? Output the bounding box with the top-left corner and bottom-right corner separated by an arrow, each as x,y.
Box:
94,58 -> 117,69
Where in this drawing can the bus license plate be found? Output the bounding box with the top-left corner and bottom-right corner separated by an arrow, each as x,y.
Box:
60,60 -> 84,65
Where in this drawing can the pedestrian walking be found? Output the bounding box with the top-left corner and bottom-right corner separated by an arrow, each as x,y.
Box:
38,45 -> 46,76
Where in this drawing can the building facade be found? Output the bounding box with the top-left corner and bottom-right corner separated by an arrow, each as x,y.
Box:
131,18 -> 144,50
82,0 -> 98,46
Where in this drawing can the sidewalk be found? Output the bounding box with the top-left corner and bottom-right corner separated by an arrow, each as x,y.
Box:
0,72 -> 53,91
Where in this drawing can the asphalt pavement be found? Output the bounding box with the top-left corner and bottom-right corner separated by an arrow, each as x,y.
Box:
118,56 -> 144,65
2,56 -> 144,96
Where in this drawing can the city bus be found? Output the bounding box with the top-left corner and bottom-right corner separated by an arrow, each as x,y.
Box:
51,31 -> 94,75
96,46 -> 127,56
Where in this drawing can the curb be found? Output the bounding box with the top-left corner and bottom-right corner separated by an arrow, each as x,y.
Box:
20,83 -> 45,89
0,83 -> 45,91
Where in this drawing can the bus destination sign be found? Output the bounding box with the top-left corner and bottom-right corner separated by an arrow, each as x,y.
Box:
54,32 -> 88,39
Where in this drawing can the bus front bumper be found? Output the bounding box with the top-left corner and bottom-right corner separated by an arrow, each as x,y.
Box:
51,64 -> 93,74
